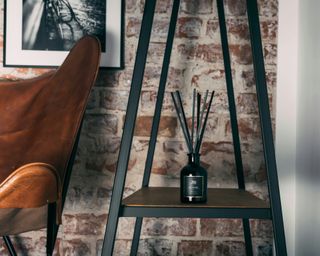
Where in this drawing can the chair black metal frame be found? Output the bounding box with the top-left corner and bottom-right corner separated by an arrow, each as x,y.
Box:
2,124 -> 83,256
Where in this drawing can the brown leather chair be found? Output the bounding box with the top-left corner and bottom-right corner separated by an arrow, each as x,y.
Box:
0,36 -> 101,255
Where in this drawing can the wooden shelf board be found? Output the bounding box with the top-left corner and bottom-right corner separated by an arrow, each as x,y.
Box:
122,187 -> 269,209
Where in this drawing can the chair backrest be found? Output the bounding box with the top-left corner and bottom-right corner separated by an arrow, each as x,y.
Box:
0,36 -> 101,185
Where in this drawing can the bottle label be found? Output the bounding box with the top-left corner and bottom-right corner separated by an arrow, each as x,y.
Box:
183,175 -> 204,197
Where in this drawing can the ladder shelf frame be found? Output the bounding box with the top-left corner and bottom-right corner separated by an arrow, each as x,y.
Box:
101,0 -> 287,255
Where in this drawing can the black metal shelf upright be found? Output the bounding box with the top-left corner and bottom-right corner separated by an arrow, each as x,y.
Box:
101,0 -> 287,255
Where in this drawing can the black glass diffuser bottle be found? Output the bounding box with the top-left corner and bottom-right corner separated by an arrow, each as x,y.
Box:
171,89 -> 214,204
180,153 -> 207,203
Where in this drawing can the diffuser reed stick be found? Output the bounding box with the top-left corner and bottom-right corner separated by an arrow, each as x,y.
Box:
172,89 -> 215,155
195,91 -> 215,154
197,90 -> 209,142
171,92 -> 192,153
191,88 -> 196,152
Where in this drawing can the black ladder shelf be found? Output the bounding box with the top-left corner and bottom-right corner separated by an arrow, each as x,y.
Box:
101,0 -> 287,255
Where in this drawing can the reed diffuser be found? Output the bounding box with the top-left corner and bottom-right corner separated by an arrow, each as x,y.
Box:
171,89 -> 215,203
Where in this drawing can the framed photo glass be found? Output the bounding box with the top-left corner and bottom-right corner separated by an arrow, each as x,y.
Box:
4,0 -> 123,68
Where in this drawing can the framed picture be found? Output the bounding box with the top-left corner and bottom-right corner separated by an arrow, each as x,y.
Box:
4,0 -> 124,68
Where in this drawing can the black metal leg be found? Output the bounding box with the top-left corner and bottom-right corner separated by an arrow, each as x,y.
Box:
3,236 -> 17,256
130,218 -> 143,256
47,202 -> 58,256
129,1 -> 180,255
242,219 -> 253,256
101,1 -> 157,255
216,0 -> 254,254
246,0 -> 287,255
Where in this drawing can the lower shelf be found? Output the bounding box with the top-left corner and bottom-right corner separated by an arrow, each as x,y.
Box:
120,187 -> 271,219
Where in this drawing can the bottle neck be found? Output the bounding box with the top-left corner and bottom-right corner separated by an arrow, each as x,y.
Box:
188,153 -> 200,165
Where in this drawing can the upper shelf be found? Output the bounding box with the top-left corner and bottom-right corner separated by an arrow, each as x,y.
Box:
120,187 -> 270,219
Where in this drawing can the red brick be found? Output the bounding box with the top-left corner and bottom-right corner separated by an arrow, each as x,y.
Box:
142,218 -> 168,236
140,0 -> 172,14
200,219 -> 243,237
151,18 -> 170,41
177,17 -> 203,39
63,214 -> 107,235
202,141 -> 234,154
100,89 -> 129,111
169,218 -> 197,236
147,42 -> 166,64
86,88 -> 99,110
177,43 -> 223,63
237,93 -> 259,115
125,41 -> 139,66
127,17 -> 141,38
225,0 -> 246,16
142,66 -> 184,90
141,91 -> 175,112
240,70 -> 276,92
261,20 -> 278,41
258,0 -> 278,18
82,135 -> 120,154
206,19 -> 220,39
177,240 -> 213,255
191,69 -> 227,90
62,239 -> 91,255
134,116 -> 177,137
255,163 -> 267,182
229,44 -> 253,65
216,240 -> 245,256
83,114 -> 118,135
138,239 -> 174,255
225,117 -> 261,141
181,0 -> 213,14
104,157 -> 137,173
212,91 -> 229,113
263,43 -> 277,65
250,219 -> 273,238
227,19 -> 250,42
253,239 -> 273,255
95,70 -> 121,87
163,140 -> 185,154
155,0 -> 172,13
126,0 -> 140,13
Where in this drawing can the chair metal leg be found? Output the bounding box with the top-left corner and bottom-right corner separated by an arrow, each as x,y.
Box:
3,236 -> 17,256
46,202 -> 58,256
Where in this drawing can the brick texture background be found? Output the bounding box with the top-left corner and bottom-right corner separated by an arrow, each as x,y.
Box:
0,0 -> 277,255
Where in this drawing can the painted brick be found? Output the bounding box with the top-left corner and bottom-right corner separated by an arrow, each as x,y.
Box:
62,239 -> 91,256
181,0 -> 214,14
83,114 -> 118,135
100,89 -> 129,111
216,240 -> 246,256
177,240 -> 214,255
200,219 -> 243,237
0,0 -> 278,253
62,214 -> 107,235
177,17 -> 203,39
134,116 -> 177,137
177,43 -> 223,64
138,239 -> 174,256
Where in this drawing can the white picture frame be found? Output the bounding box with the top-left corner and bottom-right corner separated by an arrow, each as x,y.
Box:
4,0 -> 124,68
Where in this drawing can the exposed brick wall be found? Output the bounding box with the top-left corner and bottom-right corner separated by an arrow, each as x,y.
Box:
0,0 -> 277,255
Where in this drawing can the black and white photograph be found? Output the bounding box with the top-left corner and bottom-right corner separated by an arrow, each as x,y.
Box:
4,0 -> 123,68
